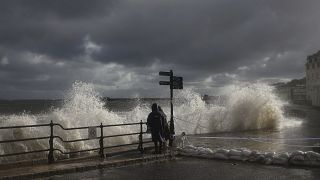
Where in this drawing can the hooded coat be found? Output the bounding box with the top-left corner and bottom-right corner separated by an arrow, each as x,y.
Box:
147,103 -> 165,143
158,106 -> 170,141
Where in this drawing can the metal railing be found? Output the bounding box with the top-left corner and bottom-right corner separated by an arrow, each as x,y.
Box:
0,120 -> 151,163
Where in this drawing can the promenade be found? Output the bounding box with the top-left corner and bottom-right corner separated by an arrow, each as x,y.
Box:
44,156 -> 320,180
1,148 -> 320,179
0,150 -> 175,180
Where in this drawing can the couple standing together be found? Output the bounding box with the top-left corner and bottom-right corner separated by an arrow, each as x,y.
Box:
147,103 -> 170,154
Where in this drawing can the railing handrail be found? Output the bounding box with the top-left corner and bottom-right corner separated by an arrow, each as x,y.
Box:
103,122 -> 146,127
0,149 -> 50,158
53,136 -> 99,143
53,147 -> 101,155
104,142 -> 140,149
0,123 -> 50,130
0,120 -> 150,163
0,136 -> 50,144
0,122 -> 147,131
103,132 -> 141,138
53,123 -> 100,130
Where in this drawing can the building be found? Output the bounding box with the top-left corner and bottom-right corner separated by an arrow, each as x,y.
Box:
273,79 -> 306,105
291,85 -> 307,104
306,50 -> 320,106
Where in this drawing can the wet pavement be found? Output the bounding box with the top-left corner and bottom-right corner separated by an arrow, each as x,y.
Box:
0,150 -> 174,180
42,156 -> 320,180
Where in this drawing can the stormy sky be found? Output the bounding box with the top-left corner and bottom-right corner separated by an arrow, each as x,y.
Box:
1,0 -> 320,99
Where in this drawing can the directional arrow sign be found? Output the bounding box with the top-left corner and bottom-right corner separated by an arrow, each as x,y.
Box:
172,76 -> 183,89
159,81 -> 170,85
159,71 -> 172,76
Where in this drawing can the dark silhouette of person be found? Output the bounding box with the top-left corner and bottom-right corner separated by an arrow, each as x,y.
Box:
158,106 -> 170,143
147,103 -> 165,154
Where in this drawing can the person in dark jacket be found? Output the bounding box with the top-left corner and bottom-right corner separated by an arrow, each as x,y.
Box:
158,106 -> 170,143
147,103 -> 165,154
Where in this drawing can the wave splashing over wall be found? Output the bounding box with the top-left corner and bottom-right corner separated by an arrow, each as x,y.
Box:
0,82 -> 137,162
173,83 -> 284,134
0,82 -> 285,162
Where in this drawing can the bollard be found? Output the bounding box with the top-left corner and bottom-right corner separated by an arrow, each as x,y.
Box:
99,123 -> 104,158
138,120 -> 143,153
48,120 -> 54,163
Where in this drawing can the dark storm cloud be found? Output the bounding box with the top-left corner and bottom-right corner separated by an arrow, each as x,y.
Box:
0,0 -> 117,59
91,0 -> 320,72
1,0 -> 320,98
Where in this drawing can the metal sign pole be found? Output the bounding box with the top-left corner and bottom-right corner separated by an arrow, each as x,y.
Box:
159,70 -> 183,147
169,70 -> 175,147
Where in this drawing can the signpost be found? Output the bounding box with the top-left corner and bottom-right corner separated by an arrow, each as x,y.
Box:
172,76 -> 183,89
159,70 -> 183,146
159,81 -> 170,85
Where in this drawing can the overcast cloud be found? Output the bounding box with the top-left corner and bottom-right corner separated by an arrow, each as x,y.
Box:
1,0 -> 320,99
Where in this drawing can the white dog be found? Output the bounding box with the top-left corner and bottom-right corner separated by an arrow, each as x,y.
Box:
173,132 -> 187,148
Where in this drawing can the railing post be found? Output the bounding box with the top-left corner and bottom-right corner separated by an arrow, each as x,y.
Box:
99,123 -> 104,158
138,120 -> 143,153
48,120 -> 54,163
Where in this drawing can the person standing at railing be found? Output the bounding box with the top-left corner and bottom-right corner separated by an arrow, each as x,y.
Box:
147,103 -> 166,154
158,106 -> 170,150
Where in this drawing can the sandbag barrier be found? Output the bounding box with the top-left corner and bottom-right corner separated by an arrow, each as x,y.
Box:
178,145 -> 320,167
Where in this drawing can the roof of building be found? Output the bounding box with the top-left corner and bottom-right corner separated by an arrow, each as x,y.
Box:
307,50 -> 320,61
